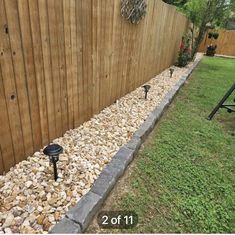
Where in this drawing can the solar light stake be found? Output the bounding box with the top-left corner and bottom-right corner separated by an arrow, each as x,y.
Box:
43,144 -> 63,181
143,84 -> 151,100
170,68 -> 174,78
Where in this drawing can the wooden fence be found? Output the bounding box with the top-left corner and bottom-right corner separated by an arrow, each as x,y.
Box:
199,30 -> 235,56
0,0 -> 189,174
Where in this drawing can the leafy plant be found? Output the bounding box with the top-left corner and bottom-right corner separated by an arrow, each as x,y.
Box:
208,32 -> 219,40
213,32 -> 219,39
176,33 -> 192,67
208,32 -> 214,39
206,44 -> 217,56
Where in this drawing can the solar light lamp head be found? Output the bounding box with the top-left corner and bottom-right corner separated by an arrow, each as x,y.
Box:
43,144 -> 63,181
143,84 -> 151,93
170,68 -> 174,77
143,84 -> 151,100
43,144 -> 63,157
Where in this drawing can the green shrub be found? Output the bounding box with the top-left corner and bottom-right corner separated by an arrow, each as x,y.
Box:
176,33 -> 192,67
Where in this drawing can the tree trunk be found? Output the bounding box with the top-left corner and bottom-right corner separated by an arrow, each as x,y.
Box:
192,26 -> 207,58
191,23 -> 194,51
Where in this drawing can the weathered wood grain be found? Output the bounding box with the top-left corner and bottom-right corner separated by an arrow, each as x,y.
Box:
0,0 -> 189,173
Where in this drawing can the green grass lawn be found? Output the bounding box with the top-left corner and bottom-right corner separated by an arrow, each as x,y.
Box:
105,57 -> 235,233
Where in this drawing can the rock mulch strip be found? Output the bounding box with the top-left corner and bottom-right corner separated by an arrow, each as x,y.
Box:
0,54 -> 202,234
50,55 -> 202,234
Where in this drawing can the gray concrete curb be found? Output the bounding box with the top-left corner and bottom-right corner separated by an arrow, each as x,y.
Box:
215,54 -> 235,60
49,57 -> 202,234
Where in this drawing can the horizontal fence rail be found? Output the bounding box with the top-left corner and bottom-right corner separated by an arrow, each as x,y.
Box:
0,0 -> 188,174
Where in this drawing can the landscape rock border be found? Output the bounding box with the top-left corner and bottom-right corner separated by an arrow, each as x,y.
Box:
49,57 -> 202,234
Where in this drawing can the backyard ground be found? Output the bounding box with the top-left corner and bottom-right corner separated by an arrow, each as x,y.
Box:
87,56 -> 235,233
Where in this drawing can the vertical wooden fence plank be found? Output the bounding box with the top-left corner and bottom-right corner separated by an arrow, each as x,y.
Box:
137,3 -> 149,85
81,0 -> 93,118
47,0 -> 63,137
63,0 -> 74,130
144,0 -> 155,81
0,65 -> 15,172
109,0 -> 121,103
38,0 -> 57,141
91,0 -> 99,114
4,0 -> 34,157
159,2 -> 168,72
119,19 -> 129,97
70,0 -> 79,127
151,0 -> 162,75
133,9 -> 146,89
0,0 -> 25,164
56,0 -> 68,134
104,0 -> 114,107
125,18 -> 141,93
0,146 -> 4,174
28,0 -> 49,146
76,0 -> 85,124
98,0 -> 105,110
16,0 -> 42,151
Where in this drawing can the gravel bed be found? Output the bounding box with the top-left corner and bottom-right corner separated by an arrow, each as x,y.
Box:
0,54 -> 202,234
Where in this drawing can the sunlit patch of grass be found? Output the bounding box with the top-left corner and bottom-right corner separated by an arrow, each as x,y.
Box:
108,57 -> 235,233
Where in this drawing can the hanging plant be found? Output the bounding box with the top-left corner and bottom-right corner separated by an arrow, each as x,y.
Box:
208,32 -> 214,39
121,0 -> 147,24
208,31 -> 219,40
213,32 -> 219,39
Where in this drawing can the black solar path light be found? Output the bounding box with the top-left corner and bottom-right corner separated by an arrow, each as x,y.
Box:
143,84 -> 151,100
170,68 -> 174,78
43,144 -> 63,181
